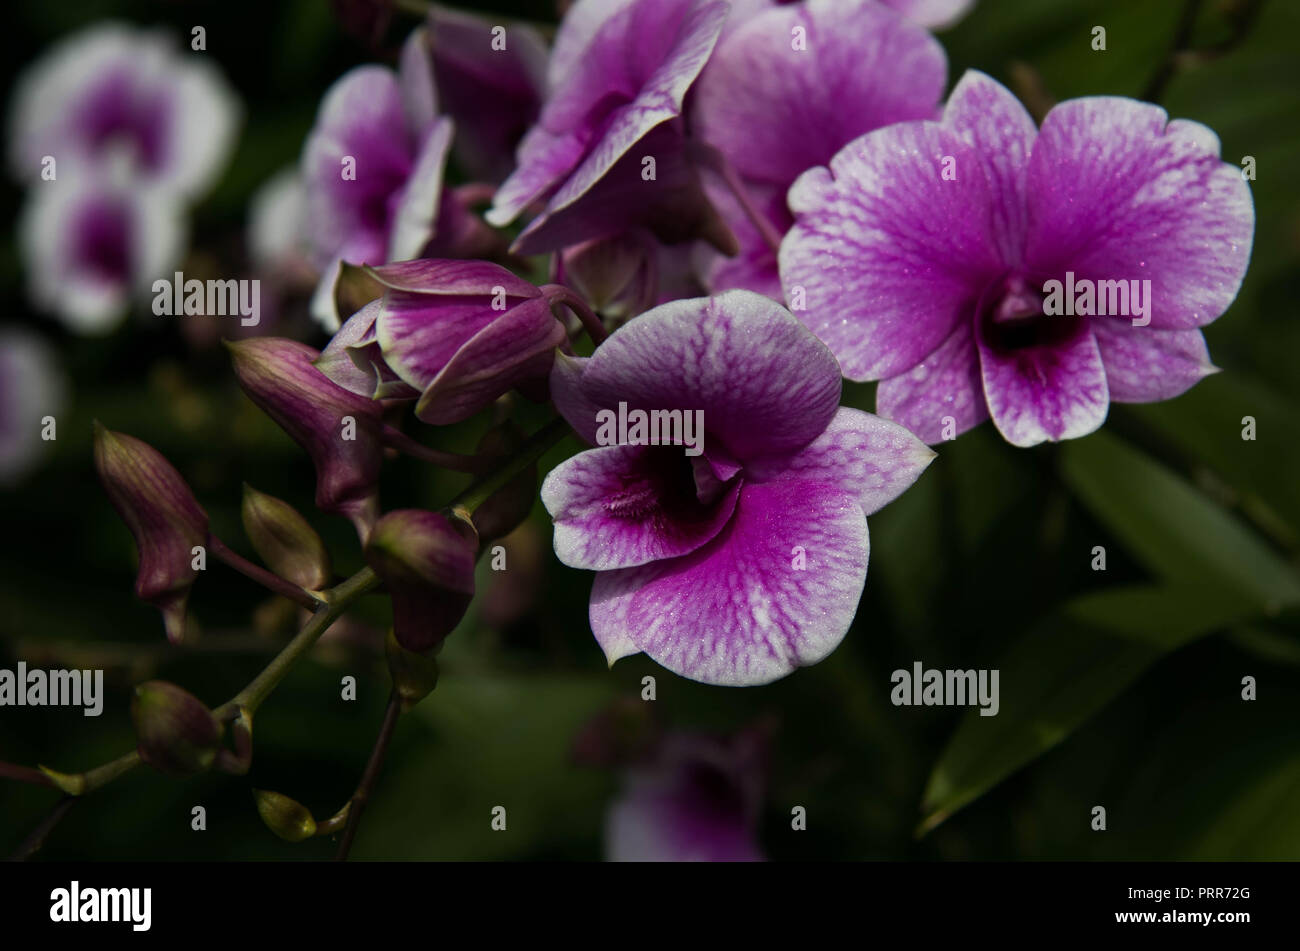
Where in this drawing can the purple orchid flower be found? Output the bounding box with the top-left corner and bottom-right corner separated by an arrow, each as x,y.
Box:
692,0 -> 947,300
19,169 -> 184,333
8,22 -> 240,199
779,71 -> 1255,447
424,5 -> 548,183
605,728 -> 769,862
301,29 -> 494,329
486,0 -> 734,257
315,259 -> 569,425
541,290 -> 935,686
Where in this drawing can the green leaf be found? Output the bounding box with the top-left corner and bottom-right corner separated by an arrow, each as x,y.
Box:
1059,429 -> 1300,608
918,583 -> 1260,835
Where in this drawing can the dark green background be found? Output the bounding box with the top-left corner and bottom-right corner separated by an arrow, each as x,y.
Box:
2,0 -> 1298,860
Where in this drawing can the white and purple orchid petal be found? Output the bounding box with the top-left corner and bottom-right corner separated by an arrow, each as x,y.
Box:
9,23 -> 240,198
567,291 -> 843,461
1025,99 -> 1254,330
780,121 -> 1003,381
20,174 -> 184,334
942,70 -> 1037,267
547,0 -> 640,90
976,322 -> 1110,447
398,27 -> 439,137
426,6 -> 547,182
414,297 -> 567,424
485,123 -> 590,227
550,352 -> 603,445
315,300 -> 417,401
697,177 -> 787,299
875,320 -> 988,444
1092,319 -> 1217,403
542,443 -> 742,571
377,295 -> 502,392
881,0 -> 975,29
301,66 -> 415,272
589,480 -> 868,685
694,0 -> 947,189
606,732 -> 766,862
366,258 -> 540,298
0,329 -> 68,487
745,407 -> 936,516
387,116 -> 453,262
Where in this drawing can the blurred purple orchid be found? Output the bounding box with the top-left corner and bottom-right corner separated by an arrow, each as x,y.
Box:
780,71 -> 1255,447
692,0 -> 947,300
487,0 -> 733,257
542,290 -> 935,686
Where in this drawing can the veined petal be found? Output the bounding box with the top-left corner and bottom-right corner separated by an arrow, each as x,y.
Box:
1025,98 -> 1254,330
572,291 -> 843,461
976,322 -> 1110,447
1092,319 -> 1217,403
542,444 -> 741,571
387,116 -> 452,262
875,319 -> 987,444
780,121 -> 1003,380
590,480 -> 869,685
414,297 -> 566,424
744,407 -> 936,516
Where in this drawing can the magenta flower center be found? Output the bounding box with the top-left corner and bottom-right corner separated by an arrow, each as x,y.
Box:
978,273 -> 1084,353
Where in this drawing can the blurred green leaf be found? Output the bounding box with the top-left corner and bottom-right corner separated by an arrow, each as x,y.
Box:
1060,430 -> 1300,608
919,582 -> 1259,835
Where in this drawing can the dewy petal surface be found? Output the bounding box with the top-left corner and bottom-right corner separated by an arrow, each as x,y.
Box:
542,444 -> 741,571
589,480 -> 869,686
694,0 -> 947,188
743,407 -> 936,517
875,319 -> 988,444
941,69 -> 1037,267
561,291 -> 843,461
976,322 -> 1110,447
780,121 -> 1003,380
1091,319 -> 1216,403
1024,98 -> 1254,330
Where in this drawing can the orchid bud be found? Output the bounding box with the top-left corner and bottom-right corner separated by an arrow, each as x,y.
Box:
253,789 -> 317,842
241,484 -> 332,590
323,260 -> 567,426
94,423 -> 208,643
559,231 -> 656,320
226,337 -> 382,537
471,422 -> 537,544
364,509 -> 476,653
385,628 -> 440,711
130,681 -> 222,776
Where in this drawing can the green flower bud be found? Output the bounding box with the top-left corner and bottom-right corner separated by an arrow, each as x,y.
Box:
241,484 -> 332,590
253,790 -> 317,842
385,628 -> 440,711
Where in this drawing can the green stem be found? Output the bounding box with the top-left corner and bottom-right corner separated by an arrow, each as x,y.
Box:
447,417 -> 573,517
218,566 -> 380,717
333,691 -> 404,861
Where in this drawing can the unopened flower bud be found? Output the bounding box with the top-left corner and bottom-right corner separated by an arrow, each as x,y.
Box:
385,628 -> 440,710
94,423 -> 208,643
365,509 -> 476,652
226,337 -> 383,537
130,681 -> 222,776
253,789 -> 317,842
241,484 -> 332,590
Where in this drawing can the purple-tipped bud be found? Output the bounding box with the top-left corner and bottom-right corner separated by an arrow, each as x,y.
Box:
94,423 -> 208,643
253,789 -> 318,842
241,484 -> 332,590
130,681 -> 223,776
364,509 -> 476,653
320,260 -> 567,426
227,337 -> 383,537
471,422 -> 537,544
